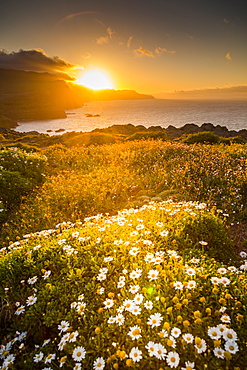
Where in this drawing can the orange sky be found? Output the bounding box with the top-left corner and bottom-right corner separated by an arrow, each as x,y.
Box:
1,0 -> 247,94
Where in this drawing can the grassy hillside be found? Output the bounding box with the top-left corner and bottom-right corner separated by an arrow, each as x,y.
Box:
0,138 -> 247,369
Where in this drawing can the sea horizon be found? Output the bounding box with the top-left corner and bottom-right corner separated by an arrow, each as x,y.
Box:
15,98 -> 247,135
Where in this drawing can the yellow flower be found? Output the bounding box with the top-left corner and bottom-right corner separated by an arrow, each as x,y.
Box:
213,340 -> 221,347
193,311 -> 201,318
163,322 -> 170,329
219,298 -> 226,305
98,308 -> 104,314
225,293 -> 232,299
161,297 -> 165,303
236,314 -> 243,322
200,297 -> 206,303
212,287 -> 219,294
126,359 -> 132,367
108,292 -> 115,298
176,303 -> 182,310
95,327 -> 101,334
45,283 -> 52,289
167,307 -> 173,314
205,308 -> 211,315
214,310 -> 220,316
224,351 -> 232,360
133,263 -> 138,269
142,287 -> 147,293
182,298 -> 189,305
113,364 -> 119,369
195,318 -> 202,325
195,337 -> 202,345
172,297 -> 179,303
76,269 -> 82,275
183,320 -> 190,328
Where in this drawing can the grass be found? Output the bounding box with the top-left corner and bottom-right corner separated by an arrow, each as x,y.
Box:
0,138 -> 247,369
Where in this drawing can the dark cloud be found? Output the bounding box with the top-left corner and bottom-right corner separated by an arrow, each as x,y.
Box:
0,49 -> 78,80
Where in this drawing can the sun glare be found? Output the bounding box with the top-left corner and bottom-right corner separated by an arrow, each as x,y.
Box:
77,69 -> 114,90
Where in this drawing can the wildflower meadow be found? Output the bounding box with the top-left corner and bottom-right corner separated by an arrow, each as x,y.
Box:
0,138 -> 247,369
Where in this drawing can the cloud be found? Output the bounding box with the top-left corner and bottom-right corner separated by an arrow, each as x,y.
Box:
96,27 -> 115,44
0,49 -> 78,79
225,52 -> 232,60
55,11 -> 99,27
155,47 -> 176,55
96,36 -> 110,44
223,18 -> 230,24
127,36 -> 133,48
134,47 -> 154,57
107,27 -> 115,39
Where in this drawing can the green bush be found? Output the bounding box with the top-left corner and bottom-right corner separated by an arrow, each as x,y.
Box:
182,132 -> 221,144
126,131 -> 167,142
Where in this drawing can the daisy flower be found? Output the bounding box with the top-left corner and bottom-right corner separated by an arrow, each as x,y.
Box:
129,269 -> 142,279
147,313 -> 163,328
220,314 -> 231,324
224,341 -> 239,354
72,347 -> 86,362
15,305 -> 25,315
44,353 -> 56,363
33,352 -> 44,363
171,327 -> 181,338
173,281 -> 183,290
219,277 -> 231,286
208,327 -> 221,340
239,251 -> 247,259
210,277 -> 220,285
160,230 -> 169,237
74,363 -> 82,370
134,293 -> 144,305
130,305 -> 142,315
103,256 -> 113,262
117,281 -> 125,288
123,299 -> 135,311
185,268 -> 196,276
145,341 -> 157,357
217,267 -> 227,274
42,270 -> 51,279
187,280 -> 196,289
28,276 -> 38,284
68,331 -> 79,343
128,326 -> 142,340
181,361 -> 195,370
166,351 -> 180,368
58,321 -> 70,333
144,253 -> 155,263
103,298 -> 114,309
223,328 -> 238,342
144,300 -> 153,310
195,339 -> 207,354
97,273 -> 107,282
115,314 -> 125,326
148,269 -> 159,281
129,285 -> 140,294
154,343 -> 167,360
129,347 -> 142,362
129,247 -> 140,256
93,357 -> 105,370
26,295 -> 37,306
213,347 -> 225,359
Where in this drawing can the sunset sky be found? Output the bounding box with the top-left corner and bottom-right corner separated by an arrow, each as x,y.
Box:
1,0 -> 247,94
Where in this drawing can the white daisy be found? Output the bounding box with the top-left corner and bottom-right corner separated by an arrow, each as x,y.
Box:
128,326 -> 142,340
187,280 -> 196,289
208,327 -> 221,340
129,285 -> 140,294
220,314 -> 231,324
15,305 -> 25,315
147,313 -> 163,328
148,269 -> 159,281
129,347 -> 142,362
58,321 -> 70,333
134,293 -> 144,305
171,327 -> 181,338
181,361 -> 195,370
144,300 -> 153,310
224,340 -> 239,354
195,339 -> 207,354
33,352 -> 44,363
213,347 -> 225,359
154,343 -> 167,360
223,328 -> 238,342
115,314 -> 125,326
93,357 -> 105,370
145,341 -> 157,357
166,351 -> 180,368
72,346 -> 86,361
103,298 -> 114,309
173,281 -> 183,290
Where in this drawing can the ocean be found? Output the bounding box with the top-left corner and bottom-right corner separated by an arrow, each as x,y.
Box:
15,99 -> 247,135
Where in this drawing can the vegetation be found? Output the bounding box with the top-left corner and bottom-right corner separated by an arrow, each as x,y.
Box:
0,136 -> 247,369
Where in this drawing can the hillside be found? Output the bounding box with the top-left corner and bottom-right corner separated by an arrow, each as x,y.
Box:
0,69 -> 153,129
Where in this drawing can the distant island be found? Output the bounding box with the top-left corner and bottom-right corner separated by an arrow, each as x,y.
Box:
0,68 -> 154,129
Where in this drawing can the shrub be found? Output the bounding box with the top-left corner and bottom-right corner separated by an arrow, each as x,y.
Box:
126,131 -> 167,141
182,132 -> 221,144
0,200 -> 246,369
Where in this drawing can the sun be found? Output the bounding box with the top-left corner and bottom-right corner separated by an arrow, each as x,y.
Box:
77,69 -> 114,90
